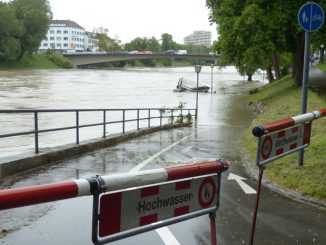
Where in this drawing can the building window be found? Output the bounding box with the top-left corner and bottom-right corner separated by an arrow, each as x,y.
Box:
50,30 -> 54,34
43,43 -> 48,47
63,37 -> 68,40
57,37 -> 61,41
63,43 -> 68,47
57,30 -> 61,34
57,43 -> 61,47
50,37 -> 54,40
64,30 -> 68,34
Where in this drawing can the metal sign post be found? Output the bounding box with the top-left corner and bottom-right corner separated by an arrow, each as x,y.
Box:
297,2 -> 324,165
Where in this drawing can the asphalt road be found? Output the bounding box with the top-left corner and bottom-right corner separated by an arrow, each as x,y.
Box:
1,122 -> 325,245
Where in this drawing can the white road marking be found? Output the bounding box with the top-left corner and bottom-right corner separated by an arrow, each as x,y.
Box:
129,135 -> 192,173
156,227 -> 181,245
129,133 -> 194,245
227,173 -> 257,194
183,146 -> 193,152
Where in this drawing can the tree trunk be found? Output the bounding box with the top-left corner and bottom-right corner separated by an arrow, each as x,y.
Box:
266,67 -> 274,82
293,32 -> 305,87
247,74 -> 252,81
16,49 -> 25,61
271,52 -> 281,80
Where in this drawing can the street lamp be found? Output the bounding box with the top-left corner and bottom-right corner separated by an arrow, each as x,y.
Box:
194,65 -> 202,120
320,44 -> 324,64
210,64 -> 214,94
243,64 -> 246,81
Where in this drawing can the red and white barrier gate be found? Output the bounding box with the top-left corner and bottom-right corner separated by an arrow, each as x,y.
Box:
0,160 -> 229,245
249,108 -> 326,245
252,108 -> 326,166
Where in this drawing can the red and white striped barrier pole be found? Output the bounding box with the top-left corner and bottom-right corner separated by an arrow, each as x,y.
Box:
252,108 -> 326,137
0,159 -> 229,211
249,108 -> 326,244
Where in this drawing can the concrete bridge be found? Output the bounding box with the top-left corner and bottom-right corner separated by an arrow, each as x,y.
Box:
62,52 -> 220,68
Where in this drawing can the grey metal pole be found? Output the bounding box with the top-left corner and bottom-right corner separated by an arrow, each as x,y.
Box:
299,31 -> 311,166
34,111 -> 39,154
210,64 -> 214,94
321,45 -> 324,64
195,72 -> 199,120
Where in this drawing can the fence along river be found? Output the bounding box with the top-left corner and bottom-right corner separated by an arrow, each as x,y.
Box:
0,66 -> 264,159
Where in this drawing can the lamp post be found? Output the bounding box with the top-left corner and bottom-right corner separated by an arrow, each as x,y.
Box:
210,64 -> 214,94
243,64 -> 246,81
194,65 -> 202,120
320,44 -> 324,64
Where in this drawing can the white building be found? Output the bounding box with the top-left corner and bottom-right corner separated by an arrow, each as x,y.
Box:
184,31 -> 212,47
39,20 -> 98,52
85,31 -> 99,52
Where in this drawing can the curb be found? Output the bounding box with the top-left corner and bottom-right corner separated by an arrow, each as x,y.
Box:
0,123 -> 191,183
243,154 -> 326,210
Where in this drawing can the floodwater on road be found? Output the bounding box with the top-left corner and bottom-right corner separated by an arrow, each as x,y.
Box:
0,66 -> 270,244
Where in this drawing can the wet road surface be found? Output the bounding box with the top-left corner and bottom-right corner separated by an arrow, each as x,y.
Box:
1,105 -> 325,244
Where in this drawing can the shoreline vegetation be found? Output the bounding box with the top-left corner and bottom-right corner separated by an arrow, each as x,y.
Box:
244,69 -> 326,201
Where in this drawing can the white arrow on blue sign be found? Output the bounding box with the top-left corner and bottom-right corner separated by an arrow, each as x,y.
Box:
298,2 -> 324,32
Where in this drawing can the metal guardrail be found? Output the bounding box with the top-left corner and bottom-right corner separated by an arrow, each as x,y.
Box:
0,108 -> 195,154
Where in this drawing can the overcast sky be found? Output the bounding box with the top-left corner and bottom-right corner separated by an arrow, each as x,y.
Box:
48,0 -> 217,44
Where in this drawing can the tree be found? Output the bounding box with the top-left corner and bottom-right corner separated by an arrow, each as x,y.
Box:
147,37 -> 160,52
207,0 -> 326,85
95,27 -> 121,52
126,37 -> 149,51
161,33 -> 174,51
11,0 -> 52,60
0,2 -> 23,61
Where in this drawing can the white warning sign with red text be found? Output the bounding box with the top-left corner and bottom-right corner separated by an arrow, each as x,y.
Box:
258,122 -> 312,165
98,175 -> 218,238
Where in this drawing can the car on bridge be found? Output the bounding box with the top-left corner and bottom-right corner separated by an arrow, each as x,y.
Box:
128,50 -> 153,55
165,50 -> 176,55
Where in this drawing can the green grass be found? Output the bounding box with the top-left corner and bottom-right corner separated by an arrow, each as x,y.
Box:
244,75 -> 326,200
0,53 -> 63,69
318,63 -> 326,72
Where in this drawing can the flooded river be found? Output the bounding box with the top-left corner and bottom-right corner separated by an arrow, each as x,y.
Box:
0,66 -> 264,158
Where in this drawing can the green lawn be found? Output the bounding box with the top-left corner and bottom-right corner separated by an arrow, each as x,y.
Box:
0,54 -> 62,69
244,75 -> 326,200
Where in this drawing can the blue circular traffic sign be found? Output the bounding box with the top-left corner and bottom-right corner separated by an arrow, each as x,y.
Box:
298,2 -> 324,32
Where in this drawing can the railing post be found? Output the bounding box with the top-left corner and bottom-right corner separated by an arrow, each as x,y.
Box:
148,109 -> 151,128
76,110 -> 79,144
137,109 -> 140,130
171,109 -> 174,124
34,111 -> 39,154
103,110 -> 106,138
122,110 -> 125,134
160,109 -> 162,126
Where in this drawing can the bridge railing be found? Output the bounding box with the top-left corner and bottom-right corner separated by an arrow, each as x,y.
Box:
0,108 -> 195,154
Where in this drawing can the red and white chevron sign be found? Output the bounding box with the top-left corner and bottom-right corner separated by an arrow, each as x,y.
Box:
258,122 -> 312,164
98,175 -> 217,237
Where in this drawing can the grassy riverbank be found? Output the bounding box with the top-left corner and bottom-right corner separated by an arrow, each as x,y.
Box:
244,75 -> 326,200
0,52 -> 73,69
0,54 -> 63,69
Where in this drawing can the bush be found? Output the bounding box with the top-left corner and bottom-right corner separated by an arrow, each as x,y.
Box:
45,50 -> 73,68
